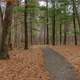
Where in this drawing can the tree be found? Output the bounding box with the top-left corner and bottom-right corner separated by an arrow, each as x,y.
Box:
72,0 -> 80,32
60,21 -> 62,45
24,0 -> 28,49
46,0 -> 49,44
64,22 -> 69,45
72,0 -> 77,45
51,0 -> 56,45
0,1 -> 13,59
30,11 -> 33,45
29,0 -> 36,45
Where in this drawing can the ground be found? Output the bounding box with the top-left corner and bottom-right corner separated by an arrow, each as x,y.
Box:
49,45 -> 80,80
0,48 -> 49,80
0,45 -> 80,80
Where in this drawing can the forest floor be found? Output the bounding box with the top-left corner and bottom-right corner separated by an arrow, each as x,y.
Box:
31,45 -> 80,80
0,47 -> 49,80
0,45 -> 80,80
49,45 -> 80,80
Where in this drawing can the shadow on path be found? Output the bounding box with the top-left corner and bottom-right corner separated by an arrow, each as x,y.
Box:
43,47 -> 77,80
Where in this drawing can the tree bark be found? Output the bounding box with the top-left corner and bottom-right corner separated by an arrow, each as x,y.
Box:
72,0 -> 80,32
24,0 -> 28,49
51,0 -> 56,45
72,2 -> 77,45
60,22 -> 62,45
46,0 -> 49,44
64,24 -> 67,45
0,1 -> 13,59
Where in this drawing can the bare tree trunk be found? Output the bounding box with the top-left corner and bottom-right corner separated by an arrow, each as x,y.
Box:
63,22 -> 69,45
0,2 -> 13,59
24,0 -> 28,49
51,0 -> 56,45
29,11 -> 33,45
8,26 -> 12,50
64,24 -> 67,45
60,22 -> 62,45
44,26 -> 46,44
72,0 -> 80,32
73,2 -> 77,45
46,0 -> 49,44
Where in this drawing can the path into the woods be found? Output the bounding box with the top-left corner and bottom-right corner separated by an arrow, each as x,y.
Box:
43,47 -> 77,80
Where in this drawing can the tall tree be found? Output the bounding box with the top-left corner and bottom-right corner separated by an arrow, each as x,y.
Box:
0,1 -> 13,59
30,11 -> 33,45
51,0 -> 56,45
63,22 -> 68,45
46,0 -> 49,44
60,21 -> 62,45
29,0 -> 36,45
72,0 -> 77,45
24,0 -> 28,49
72,0 -> 80,32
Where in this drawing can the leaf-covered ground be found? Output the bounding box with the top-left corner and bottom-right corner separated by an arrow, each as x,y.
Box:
0,45 -> 80,80
0,48 -> 49,80
49,45 -> 80,80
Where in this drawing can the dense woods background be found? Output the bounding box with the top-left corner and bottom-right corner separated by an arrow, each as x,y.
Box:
0,0 -> 80,59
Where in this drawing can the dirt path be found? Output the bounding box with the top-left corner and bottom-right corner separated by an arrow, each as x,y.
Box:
43,47 -> 77,80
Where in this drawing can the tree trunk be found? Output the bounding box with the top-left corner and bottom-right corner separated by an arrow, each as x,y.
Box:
24,0 -> 28,49
29,10 -> 34,45
60,22 -> 62,45
44,26 -> 46,44
46,0 -> 49,44
8,27 -> 12,50
51,0 -> 56,45
73,2 -> 77,45
63,22 -> 70,45
72,0 -> 80,32
0,2 -> 13,59
64,24 -> 67,45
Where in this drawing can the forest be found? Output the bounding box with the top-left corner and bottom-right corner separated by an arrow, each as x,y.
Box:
0,0 -> 80,80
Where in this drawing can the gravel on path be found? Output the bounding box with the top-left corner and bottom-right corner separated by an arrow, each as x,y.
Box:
43,47 -> 77,80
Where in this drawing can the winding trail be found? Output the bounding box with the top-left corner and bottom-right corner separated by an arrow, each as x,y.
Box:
43,47 -> 77,80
